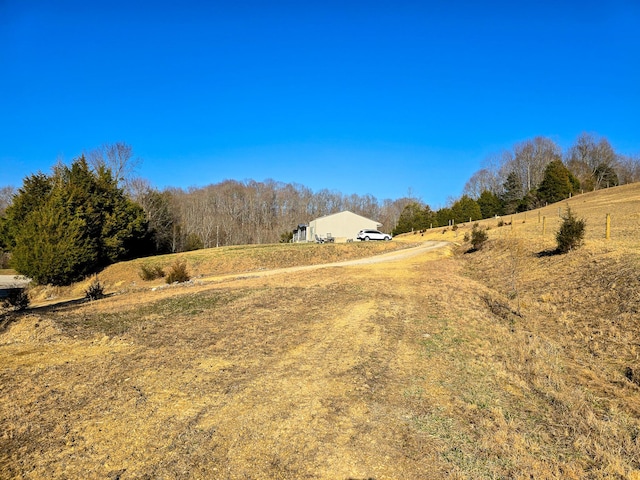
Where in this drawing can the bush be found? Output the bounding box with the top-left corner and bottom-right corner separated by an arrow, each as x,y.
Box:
85,277 -> 105,300
280,231 -> 293,243
2,288 -> 30,311
470,225 -> 489,250
139,264 -> 165,281
556,207 -> 586,253
166,259 -> 190,284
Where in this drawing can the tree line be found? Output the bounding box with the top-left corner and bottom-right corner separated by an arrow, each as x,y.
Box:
129,179 -> 413,252
392,132 -> 640,235
1,133 -> 638,285
0,145 -> 415,283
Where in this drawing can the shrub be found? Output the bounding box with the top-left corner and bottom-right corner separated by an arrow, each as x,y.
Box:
470,225 -> 489,250
280,231 -> 293,243
166,259 -> 190,284
85,277 -> 105,301
139,264 -> 165,281
556,207 -> 586,253
2,288 -> 30,311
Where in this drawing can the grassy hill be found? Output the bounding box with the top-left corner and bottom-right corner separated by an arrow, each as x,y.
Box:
28,237 -> 418,304
2,183 -> 640,479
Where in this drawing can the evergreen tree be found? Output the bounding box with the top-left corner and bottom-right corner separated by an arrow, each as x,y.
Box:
3,156 -> 150,285
518,190 -> 543,212
450,195 -> 482,224
594,163 -> 619,188
435,207 -> 453,227
501,172 -> 523,214
1,173 -> 53,250
477,190 -> 504,219
537,160 -> 579,204
392,202 -> 433,235
556,207 -> 586,253
12,189 -> 99,285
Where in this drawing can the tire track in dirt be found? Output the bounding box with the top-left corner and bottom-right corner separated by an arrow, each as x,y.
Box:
195,241 -> 452,285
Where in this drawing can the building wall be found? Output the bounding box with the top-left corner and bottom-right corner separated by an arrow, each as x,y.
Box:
308,211 -> 381,242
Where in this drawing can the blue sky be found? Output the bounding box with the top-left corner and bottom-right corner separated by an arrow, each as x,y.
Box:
2,1 -> 639,207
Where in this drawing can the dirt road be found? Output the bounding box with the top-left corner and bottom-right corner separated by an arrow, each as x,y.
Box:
195,240 -> 452,284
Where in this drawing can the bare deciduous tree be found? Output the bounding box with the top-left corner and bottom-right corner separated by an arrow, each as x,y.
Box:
0,185 -> 16,215
566,133 -> 617,190
464,168 -> 499,199
87,142 -> 140,188
510,137 -> 561,193
159,180 -> 403,250
616,154 -> 640,185
129,178 -> 177,253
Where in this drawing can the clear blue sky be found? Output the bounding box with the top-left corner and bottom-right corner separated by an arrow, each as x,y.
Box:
2,1 -> 639,207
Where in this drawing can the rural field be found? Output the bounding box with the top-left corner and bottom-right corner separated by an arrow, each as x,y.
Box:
2,183 -> 640,479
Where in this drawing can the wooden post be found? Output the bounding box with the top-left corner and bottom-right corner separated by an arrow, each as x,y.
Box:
542,216 -> 546,236
511,216 -> 514,230
605,213 -> 611,240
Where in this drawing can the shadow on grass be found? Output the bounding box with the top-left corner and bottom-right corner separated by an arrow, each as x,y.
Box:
0,292 -> 119,336
536,249 -> 562,257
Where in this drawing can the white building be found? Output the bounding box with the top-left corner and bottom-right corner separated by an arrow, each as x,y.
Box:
295,211 -> 382,243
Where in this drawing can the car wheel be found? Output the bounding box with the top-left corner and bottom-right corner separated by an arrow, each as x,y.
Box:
364,236 -> 370,241
385,236 -> 391,241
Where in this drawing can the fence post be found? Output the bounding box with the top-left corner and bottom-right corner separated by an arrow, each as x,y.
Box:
605,213 -> 611,240
542,216 -> 546,236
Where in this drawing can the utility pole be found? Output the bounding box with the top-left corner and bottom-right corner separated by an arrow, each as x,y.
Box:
216,225 -> 219,248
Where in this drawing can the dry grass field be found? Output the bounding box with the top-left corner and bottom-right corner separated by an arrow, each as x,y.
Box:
2,183 -> 640,479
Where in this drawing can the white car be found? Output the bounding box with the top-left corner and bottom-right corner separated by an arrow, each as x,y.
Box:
357,229 -> 392,241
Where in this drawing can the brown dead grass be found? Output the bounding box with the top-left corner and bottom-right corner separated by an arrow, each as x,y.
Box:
3,183 -> 640,479
27,240 -> 417,304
